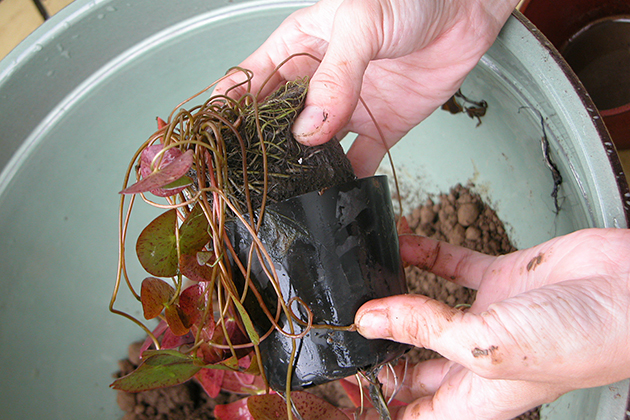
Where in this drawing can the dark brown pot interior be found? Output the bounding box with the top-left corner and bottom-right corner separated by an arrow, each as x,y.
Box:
521,0 -> 630,149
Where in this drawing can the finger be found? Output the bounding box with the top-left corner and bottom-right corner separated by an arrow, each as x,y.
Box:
212,39 -> 320,101
379,357 -> 454,403
356,295 -> 467,362
355,294 -> 528,380
390,374 -> 559,420
212,5 -> 329,100
292,0 -> 380,145
399,234 -> 495,290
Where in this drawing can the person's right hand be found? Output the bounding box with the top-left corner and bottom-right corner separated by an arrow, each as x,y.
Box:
214,0 -> 518,177
354,228 -> 630,419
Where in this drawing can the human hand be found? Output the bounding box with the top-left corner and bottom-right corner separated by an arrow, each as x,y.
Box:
214,0 -> 518,177
354,228 -> 630,419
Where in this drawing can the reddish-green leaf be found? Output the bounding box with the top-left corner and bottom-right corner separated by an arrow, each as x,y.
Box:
179,253 -> 216,282
165,304 -> 190,336
110,350 -> 201,393
178,204 -> 214,281
120,146 -> 193,196
179,203 -> 211,254
215,398 -> 253,420
179,283 -> 214,330
247,392 -> 351,420
247,394 -> 286,420
136,209 -> 178,277
140,277 -> 175,319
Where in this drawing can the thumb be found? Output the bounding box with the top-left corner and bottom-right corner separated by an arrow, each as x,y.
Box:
355,294 -> 462,349
292,2 -> 377,145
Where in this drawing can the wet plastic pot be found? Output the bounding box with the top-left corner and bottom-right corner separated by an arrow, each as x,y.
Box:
229,175 -> 410,391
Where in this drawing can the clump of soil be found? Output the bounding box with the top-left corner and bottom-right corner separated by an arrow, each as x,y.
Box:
114,183 -> 537,420
236,80 -> 356,204
190,79 -> 356,212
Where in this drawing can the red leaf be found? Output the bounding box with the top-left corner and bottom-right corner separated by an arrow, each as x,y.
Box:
157,116 -> 167,129
120,146 -> 193,196
215,398 -> 254,420
219,355 -> 258,394
162,328 -> 194,349
140,277 -> 175,320
179,252 -> 216,282
195,368 -> 225,398
221,371 -> 263,395
179,283 -> 214,330
140,320 -> 169,356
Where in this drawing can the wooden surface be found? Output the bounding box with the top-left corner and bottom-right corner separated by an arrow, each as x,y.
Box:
0,0 -> 73,59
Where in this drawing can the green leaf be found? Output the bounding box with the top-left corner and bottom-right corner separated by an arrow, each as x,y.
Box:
140,277 -> 175,319
136,209 -> 178,277
110,350 -> 201,392
197,355 -> 241,371
232,297 -> 260,346
196,251 -> 216,266
161,175 -> 193,190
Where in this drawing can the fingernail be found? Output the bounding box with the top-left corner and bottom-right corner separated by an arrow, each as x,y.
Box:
292,106 -> 327,144
356,310 -> 391,340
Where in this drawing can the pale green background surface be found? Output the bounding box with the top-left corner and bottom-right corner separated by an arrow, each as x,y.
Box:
0,1 -> 627,418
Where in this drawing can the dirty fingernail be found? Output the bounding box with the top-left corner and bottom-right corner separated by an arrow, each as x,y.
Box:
292,106 -> 327,144
356,310 -> 391,340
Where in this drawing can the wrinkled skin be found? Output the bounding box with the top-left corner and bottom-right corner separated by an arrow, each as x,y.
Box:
355,229 -> 630,419
214,0 -> 516,177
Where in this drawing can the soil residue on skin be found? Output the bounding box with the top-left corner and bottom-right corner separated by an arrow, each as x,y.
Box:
526,253 -> 545,272
114,183 -> 539,420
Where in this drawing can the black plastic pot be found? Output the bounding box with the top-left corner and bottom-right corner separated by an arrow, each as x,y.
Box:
229,175 -> 410,391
